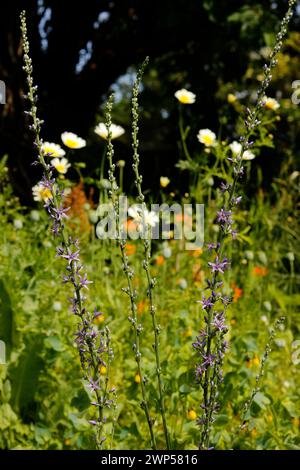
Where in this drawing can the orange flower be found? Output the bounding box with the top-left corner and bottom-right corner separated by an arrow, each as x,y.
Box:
253,266 -> 269,277
191,249 -> 203,258
137,300 -> 146,316
232,285 -> 243,302
125,218 -> 139,233
64,181 -> 91,234
125,243 -> 136,256
156,255 -> 165,266
174,213 -> 193,226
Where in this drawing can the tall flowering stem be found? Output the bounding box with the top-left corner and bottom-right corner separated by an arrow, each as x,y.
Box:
238,317 -> 285,433
20,11 -> 115,449
104,95 -> 156,449
193,0 -> 297,450
131,58 -> 171,449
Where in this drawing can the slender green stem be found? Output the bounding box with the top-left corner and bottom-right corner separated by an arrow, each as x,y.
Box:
238,317 -> 285,433
104,95 -> 156,449
178,106 -> 192,162
131,58 -> 171,450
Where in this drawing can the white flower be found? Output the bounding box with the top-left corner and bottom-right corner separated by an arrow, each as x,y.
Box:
53,301 -> 62,312
94,122 -> 125,140
264,97 -> 280,111
229,141 -> 242,156
61,132 -> 86,149
128,205 -> 159,230
242,150 -> 255,161
32,183 -> 52,202
14,219 -> 23,230
197,128 -> 217,147
51,157 -> 71,174
42,142 -> 65,157
174,88 -> 196,104
160,176 -> 170,188
230,141 -> 255,160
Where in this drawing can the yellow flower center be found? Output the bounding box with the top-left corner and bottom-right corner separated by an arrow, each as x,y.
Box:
55,163 -> 66,173
202,135 -> 214,146
41,188 -> 52,200
179,95 -> 191,104
65,138 -> 80,148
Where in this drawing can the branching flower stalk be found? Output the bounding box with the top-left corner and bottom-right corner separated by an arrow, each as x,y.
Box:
20,11 -> 115,449
192,0 -> 296,450
238,316 -> 285,432
130,58 -> 171,450
104,95 -> 156,449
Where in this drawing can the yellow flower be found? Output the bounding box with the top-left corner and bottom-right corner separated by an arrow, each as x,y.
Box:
227,93 -> 237,104
187,409 -> 197,420
252,355 -> 260,367
174,88 -> 196,104
61,132 -> 86,149
197,129 -> 217,147
42,141 -> 65,157
134,373 -> 141,384
94,123 -> 125,140
94,314 -> 104,325
32,183 -> 52,202
99,365 -> 107,375
264,97 -> 280,111
64,438 -> 71,446
51,157 -> 71,174
160,176 -> 170,188
267,414 -> 273,423
183,326 -> 193,338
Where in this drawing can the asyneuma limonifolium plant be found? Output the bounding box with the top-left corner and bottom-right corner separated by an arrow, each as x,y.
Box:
192,0 -> 297,450
20,10 -> 116,449
104,94 -> 157,449
103,59 -> 170,450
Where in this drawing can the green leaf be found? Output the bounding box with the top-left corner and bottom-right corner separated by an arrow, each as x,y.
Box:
0,279 -> 14,357
253,392 -> 271,410
44,336 -> 65,352
9,338 -> 44,416
71,389 -> 90,411
179,384 -> 192,394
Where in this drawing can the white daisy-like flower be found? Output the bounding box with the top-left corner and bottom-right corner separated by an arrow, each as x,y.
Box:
160,176 -> 170,188
61,132 -> 86,149
174,88 -> 196,104
32,183 -> 52,202
197,129 -> 217,147
51,157 -> 71,174
128,205 -> 159,230
263,97 -> 280,111
42,142 -> 66,157
230,141 -> 256,160
94,122 -> 125,140
229,141 -> 242,156
242,150 -> 256,161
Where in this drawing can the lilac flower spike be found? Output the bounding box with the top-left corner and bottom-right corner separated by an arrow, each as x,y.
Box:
20,10 -> 116,449
208,257 -> 230,274
193,0 -> 297,451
